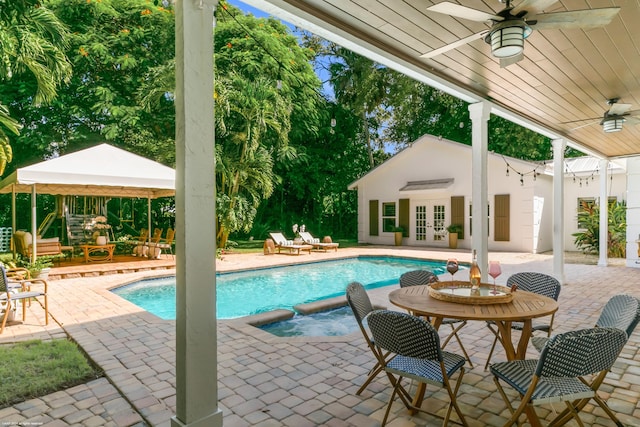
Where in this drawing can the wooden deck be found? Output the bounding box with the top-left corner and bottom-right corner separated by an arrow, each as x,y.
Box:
49,253 -> 175,280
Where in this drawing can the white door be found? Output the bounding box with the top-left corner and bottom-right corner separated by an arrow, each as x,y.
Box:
414,199 -> 448,246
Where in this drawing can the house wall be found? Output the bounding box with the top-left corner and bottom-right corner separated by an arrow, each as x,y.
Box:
626,158 -> 640,268
532,175 -> 553,253
352,135 -> 549,252
563,172 -> 627,251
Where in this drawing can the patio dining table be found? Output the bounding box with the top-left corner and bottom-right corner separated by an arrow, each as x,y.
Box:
388,284 -> 558,427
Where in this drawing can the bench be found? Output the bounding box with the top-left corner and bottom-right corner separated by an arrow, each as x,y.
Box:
12,230 -> 62,258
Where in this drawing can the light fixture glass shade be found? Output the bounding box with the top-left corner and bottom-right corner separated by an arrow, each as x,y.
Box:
602,117 -> 624,133
490,25 -> 524,58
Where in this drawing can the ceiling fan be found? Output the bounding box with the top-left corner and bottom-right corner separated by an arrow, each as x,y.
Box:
421,0 -> 620,68
564,99 -> 640,134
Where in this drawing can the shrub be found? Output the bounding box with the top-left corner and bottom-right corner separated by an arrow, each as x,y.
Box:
573,199 -> 626,258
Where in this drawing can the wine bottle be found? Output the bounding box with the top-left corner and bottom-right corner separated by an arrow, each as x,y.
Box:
469,249 -> 481,290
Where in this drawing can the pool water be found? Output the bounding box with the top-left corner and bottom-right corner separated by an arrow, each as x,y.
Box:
113,256 -> 456,319
260,306 -> 359,337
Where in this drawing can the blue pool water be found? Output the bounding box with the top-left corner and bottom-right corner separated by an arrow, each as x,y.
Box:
260,306 -> 358,337
113,256 -> 456,320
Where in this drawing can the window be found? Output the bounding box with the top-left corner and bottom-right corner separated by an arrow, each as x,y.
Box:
382,202 -> 397,232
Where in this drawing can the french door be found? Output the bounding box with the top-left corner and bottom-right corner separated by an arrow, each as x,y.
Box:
415,199 -> 448,246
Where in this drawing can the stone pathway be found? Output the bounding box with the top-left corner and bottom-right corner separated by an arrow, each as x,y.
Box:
1,247 -> 639,426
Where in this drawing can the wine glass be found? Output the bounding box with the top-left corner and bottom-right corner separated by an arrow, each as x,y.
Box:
446,258 -> 459,291
488,261 -> 502,295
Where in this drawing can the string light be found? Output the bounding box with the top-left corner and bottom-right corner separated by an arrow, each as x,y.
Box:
502,155 -> 542,186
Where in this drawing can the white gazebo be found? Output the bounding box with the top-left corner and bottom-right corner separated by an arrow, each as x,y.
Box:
0,143 -> 175,260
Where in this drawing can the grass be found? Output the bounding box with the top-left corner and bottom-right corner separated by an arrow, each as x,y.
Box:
0,339 -> 102,408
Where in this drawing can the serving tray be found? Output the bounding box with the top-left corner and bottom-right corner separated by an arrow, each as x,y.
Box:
429,281 -> 514,305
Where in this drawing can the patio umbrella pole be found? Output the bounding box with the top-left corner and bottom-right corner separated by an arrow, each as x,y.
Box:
31,184 -> 37,263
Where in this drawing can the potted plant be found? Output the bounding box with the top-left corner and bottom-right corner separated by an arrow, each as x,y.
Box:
391,226 -> 404,246
446,224 -> 463,249
21,256 -> 54,279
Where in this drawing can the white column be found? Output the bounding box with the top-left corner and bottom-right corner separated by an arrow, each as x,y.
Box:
598,159 -> 609,266
468,102 -> 490,281
31,185 -> 37,262
625,157 -> 640,268
552,139 -> 565,284
172,0 -> 222,426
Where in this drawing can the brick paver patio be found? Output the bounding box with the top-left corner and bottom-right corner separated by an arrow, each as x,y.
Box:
1,247 -> 638,426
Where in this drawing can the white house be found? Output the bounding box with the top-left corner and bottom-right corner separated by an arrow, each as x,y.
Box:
348,134 -> 627,254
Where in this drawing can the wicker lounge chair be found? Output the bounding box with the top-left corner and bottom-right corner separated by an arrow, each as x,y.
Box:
268,232 -> 312,255
298,231 -> 339,252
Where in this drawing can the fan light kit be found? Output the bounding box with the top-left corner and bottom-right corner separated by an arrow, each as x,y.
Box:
421,0 -> 620,68
602,117 -> 624,133
564,99 -> 640,134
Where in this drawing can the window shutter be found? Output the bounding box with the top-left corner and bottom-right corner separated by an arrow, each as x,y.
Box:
450,196 -> 464,239
369,200 -> 379,236
494,194 -> 510,241
399,198 -> 410,237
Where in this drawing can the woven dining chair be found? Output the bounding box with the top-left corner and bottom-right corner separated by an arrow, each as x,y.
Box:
537,294 -> 640,427
484,271 -> 561,369
345,282 -> 392,395
367,310 -> 469,427
399,270 -> 473,367
491,327 -> 627,427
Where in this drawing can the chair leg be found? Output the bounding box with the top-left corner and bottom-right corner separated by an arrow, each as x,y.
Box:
484,332 -> 500,370
0,301 -> 11,334
443,367 -> 468,427
356,362 -> 383,395
381,377 -> 404,427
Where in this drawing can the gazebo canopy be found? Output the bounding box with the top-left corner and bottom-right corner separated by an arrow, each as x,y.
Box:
0,143 -> 175,198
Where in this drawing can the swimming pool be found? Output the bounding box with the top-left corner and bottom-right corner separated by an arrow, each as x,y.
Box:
112,256 -> 458,320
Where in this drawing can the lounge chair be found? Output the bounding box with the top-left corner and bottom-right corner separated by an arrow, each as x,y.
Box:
268,232 -> 312,255
156,228 -> 175,259
12,231 -> 62,258
298,231 -> 339,252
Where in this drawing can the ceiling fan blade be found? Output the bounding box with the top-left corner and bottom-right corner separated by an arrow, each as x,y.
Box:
500,52 -> 524,68
609,103 -> 632,115
529,8 -> 620,30
427,2 -> 501,22
560,117 -> 601,124
420,31 -> 487,58
626,109 -> 640,118
512,0 -> 559,16
568,121 -> 600,131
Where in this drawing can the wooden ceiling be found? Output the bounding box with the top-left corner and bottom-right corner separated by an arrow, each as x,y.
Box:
245,0 -> 640,158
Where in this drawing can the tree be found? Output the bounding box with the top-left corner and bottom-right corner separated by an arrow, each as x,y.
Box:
0,0 -> 71,174
0,0 -> 176,170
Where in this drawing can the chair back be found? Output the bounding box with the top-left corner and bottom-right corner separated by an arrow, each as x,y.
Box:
164,228 -> 175,245
0,265 -> 8,293
151,228 -> 163,243
269,232 -> 287,246
137,228 -> 148,242
597,294 -> 640,338
399,270 -> 439,288
298,231 -> 314,243
346,282 -> 374,326
537,327 -> 627,378
368,310 -> 442,361
507,272 -> 561,300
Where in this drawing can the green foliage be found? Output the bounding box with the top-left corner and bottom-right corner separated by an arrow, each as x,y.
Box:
17,255 -> 54,276
573,199 -> 626,258
0,339 -> 100,408
0,0 -> 176,171
0,0 -> 71,174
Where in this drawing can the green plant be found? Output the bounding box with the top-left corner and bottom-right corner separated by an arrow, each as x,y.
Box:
391,226 -> 404,232
18,256 -> 54,277
573,199 -> 626,258
446,224 -> 463,234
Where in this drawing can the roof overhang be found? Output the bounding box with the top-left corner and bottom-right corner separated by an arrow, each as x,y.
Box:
400,178 -> 454,191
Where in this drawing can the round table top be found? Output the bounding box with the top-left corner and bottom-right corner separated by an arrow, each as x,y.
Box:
388,284 -> 558,321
